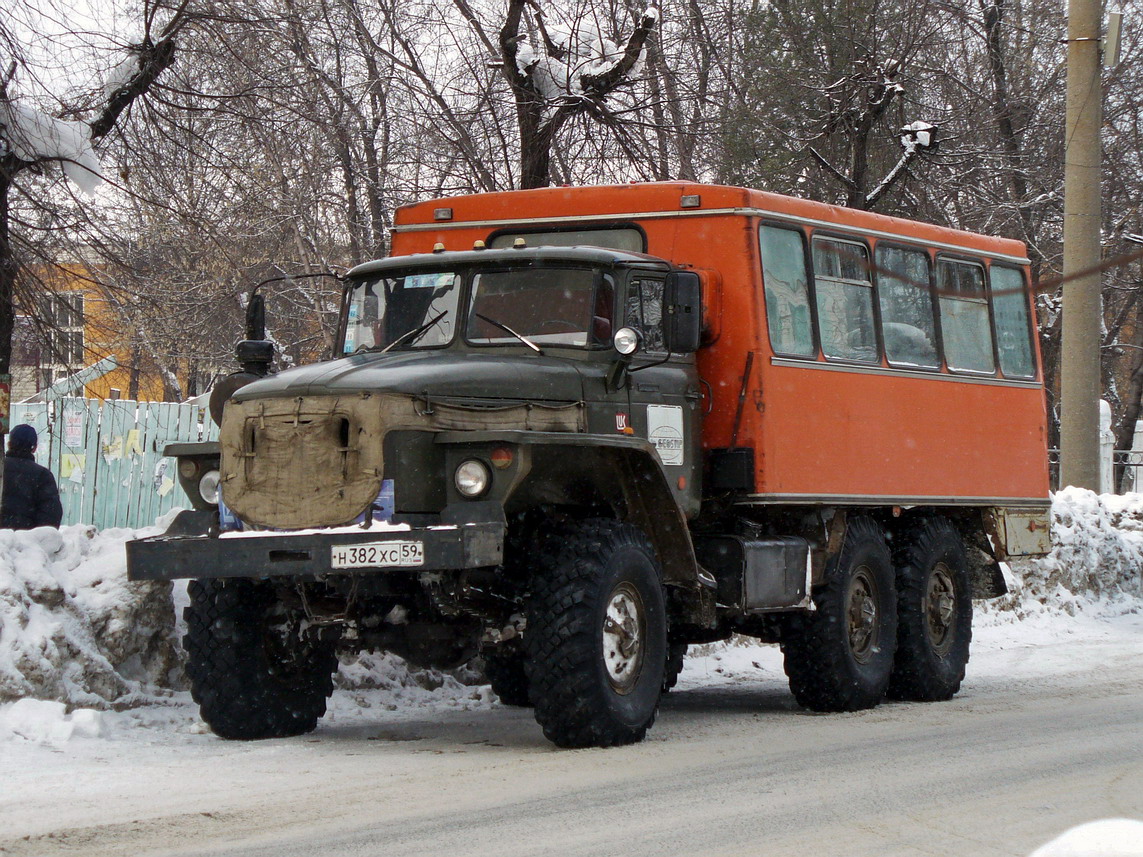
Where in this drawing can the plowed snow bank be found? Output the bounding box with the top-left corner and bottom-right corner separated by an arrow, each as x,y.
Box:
1,488 -> 1140,711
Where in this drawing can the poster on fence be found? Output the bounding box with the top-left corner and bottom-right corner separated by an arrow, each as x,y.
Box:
64,406 -> 84,448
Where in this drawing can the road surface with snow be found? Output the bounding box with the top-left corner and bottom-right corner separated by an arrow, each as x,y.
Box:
2,607 -> 1141,857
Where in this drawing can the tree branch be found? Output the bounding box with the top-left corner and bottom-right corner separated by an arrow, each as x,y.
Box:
580,10 -> 657,98
864,144 -> 918,209
90,35 -> 179,140
807,146 -> 856,192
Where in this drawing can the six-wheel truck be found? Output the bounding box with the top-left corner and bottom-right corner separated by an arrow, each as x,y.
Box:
128,183 -> 1051,748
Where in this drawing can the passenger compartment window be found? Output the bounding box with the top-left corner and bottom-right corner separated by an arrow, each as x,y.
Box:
937,258 -> 995,373
877,246 -> 938,369
813,237 -> 877,363
760,225 -> 814,357
991,265 -> 1036,378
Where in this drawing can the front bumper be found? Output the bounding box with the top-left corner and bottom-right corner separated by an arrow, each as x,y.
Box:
126,522 -> 505,582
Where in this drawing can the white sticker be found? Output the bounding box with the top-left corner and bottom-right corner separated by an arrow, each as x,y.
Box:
647,404 -> 685,466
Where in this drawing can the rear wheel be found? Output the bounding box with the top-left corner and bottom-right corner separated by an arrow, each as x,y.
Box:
887,517 -> 972,701
524,519 -> 667,748
782,516 -> 897,712
483,649 -> 532,707
184,579 -> 337,740
662,642 -> 687,692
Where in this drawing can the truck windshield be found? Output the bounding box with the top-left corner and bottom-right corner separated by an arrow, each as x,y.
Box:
466,268 -> 614,348
343,272 -> 461,353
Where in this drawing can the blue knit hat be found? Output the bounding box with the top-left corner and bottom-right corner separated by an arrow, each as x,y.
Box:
9,424 -> 38,450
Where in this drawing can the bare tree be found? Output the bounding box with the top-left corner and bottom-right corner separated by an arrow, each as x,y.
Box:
0,0 -> 191,383
454,0 -> 658,188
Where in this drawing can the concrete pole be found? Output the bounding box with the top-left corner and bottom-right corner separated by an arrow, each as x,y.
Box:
1059,0 -> 1103,491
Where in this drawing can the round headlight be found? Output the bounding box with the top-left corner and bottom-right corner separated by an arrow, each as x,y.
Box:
198,469 -> 221,506
613,327 -> 641,356
454,459 -> 491,498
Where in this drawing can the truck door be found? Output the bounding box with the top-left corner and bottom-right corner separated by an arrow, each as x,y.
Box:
623,275 -> 703,518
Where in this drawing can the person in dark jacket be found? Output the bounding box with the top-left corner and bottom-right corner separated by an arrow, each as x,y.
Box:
2,424 -> 63,530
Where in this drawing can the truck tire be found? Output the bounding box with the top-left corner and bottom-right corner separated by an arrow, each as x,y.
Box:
887,517 -> 972,701
484,650 -> 532,707
662,642 -> 687,692
524,519 -> 667,748
782,516 -> 897,712
184,578 -> 337,740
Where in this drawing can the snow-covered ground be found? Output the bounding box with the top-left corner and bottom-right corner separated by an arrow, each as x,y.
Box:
1,487 -> 1141,855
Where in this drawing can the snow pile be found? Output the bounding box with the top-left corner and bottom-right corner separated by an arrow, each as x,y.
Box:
0,698 -> 106,744
0,525 -> 180,709
986,488 -> 1143,620
1,488 -> 1140,718
1030,819 -> 1143,856
332,651 -> 492,713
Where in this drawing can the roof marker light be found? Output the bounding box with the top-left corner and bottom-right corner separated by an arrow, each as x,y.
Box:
434,208 -> 453,221
681,194 -> 701,209
473,240 -> 487,250
513,238 -> 527,249
433,243 -> 446,253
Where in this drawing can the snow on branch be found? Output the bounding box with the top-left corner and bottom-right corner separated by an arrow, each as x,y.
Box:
0,102 -> 104,195
863,121 -> 937,208
501,1 -> 658,108
0,17 -> 182,198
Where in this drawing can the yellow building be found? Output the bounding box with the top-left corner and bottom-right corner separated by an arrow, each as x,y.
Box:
14,266 -> 192,403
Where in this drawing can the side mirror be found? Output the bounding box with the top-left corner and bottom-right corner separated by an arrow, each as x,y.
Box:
236,292 -> 275,378
246,293 -> 266,340
664,271 -> 702,354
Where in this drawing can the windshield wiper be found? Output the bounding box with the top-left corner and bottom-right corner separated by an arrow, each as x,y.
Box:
474,313 -> 543,354
378,310 -> 449,353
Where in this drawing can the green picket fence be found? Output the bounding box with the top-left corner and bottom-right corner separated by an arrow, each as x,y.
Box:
12,397 -> 217,530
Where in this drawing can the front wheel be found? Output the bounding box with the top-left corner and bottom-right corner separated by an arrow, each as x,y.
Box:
782,516 -> 897,712
184,579 -> 337,740
524,520 -> 667,748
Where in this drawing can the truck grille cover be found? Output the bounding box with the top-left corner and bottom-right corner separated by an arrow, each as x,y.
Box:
219,392 -> 584,529
219,394 -> 392,529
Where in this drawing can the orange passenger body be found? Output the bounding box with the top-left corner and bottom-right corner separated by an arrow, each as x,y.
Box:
391,182 -> 1049,505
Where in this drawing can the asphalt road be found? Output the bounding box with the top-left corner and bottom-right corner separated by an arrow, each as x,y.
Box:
5,647 -> 1141,857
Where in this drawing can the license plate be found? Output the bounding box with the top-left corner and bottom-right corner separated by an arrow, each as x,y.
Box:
331,541 -> 424,569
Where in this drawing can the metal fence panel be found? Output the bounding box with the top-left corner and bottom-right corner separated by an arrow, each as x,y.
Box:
15,397 -> 217,530
92,400 -> 140,530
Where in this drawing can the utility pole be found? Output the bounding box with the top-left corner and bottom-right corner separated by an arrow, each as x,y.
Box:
1059,0 -> 1104,491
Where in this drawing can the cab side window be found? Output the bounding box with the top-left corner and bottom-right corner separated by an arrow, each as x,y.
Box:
760,225 -> 814,357
626,277 -> 666,352
938,258 -> 995,373
813,237 -> 877,363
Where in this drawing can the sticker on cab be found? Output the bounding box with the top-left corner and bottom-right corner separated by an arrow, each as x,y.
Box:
647,404 -> 684,466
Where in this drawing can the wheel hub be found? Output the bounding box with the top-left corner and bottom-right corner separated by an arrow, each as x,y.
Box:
602,582 -> 646,694
926,563 -> 957,654
847,566 -> 879,664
